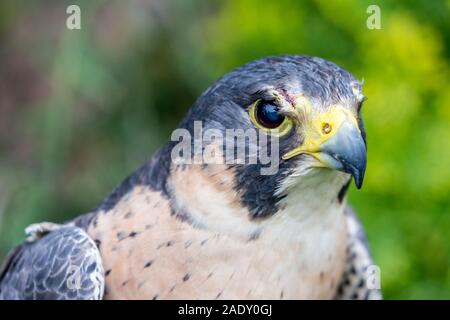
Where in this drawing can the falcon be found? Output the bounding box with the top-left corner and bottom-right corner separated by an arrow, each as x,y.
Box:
0,55 -> 381,300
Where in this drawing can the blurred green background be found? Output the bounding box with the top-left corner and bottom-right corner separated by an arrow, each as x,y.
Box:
0,0 -> 449,299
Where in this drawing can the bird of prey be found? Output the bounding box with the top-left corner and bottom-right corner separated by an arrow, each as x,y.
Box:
0,55 -> 381,300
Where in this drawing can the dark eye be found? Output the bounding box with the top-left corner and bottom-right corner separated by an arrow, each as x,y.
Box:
255,100 -> 285,129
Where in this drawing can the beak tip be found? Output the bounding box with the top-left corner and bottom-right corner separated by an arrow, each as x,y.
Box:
352,164 -> 366,190
354,177 -> 363,189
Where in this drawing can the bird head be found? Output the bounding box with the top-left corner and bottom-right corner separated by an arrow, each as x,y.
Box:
170,55 -> 366,220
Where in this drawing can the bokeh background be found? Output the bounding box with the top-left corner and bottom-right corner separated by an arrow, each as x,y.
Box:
0,0 -> 449,299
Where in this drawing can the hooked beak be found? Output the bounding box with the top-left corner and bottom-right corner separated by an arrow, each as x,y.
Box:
314,121 -> 366,188
282,107 -> 367,189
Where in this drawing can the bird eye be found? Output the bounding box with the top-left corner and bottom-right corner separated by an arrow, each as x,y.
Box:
254,100 -> 285,129
248,99 -> 293,136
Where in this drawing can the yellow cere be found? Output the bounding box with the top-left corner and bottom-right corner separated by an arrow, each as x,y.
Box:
282,105 -> 359,160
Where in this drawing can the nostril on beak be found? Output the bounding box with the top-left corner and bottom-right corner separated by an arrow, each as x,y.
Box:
322,123 -> 332,135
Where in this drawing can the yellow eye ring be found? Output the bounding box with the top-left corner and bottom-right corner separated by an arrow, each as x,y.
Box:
248,100 -> 293,137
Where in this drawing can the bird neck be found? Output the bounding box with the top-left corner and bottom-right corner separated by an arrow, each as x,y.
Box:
167,163 -> 350,242
275,168 -> 350,222
262,168 -> 349,242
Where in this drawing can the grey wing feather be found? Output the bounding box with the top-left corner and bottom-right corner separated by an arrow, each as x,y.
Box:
0,225 -> 104,300
335,206 -> 382,300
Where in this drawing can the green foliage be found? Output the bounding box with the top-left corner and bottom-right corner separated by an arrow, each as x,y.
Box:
0,0 -> 448,299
